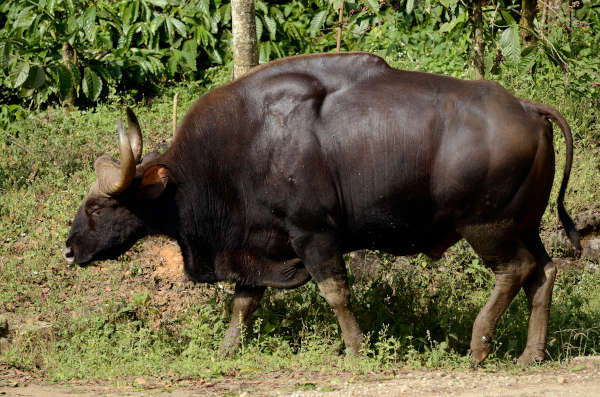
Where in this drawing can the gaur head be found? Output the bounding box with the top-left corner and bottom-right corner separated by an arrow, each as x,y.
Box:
64,109 -> 170,265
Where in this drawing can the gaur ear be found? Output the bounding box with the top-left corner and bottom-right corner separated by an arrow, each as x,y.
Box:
138,165 -> 169,200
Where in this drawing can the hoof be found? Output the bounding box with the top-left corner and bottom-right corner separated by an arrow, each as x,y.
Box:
517,349 -> 545,367
470,336 -> 492,366
219,337 -> 240,358
219,344 -> 238,358
344,334 -> 363,356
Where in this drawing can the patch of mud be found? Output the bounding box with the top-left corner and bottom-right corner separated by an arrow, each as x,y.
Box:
128,236 -> 231,327
143,239 -> 184,284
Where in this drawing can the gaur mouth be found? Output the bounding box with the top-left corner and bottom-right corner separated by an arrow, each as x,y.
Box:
63,246 -> 75,264
63,246 -> 94,266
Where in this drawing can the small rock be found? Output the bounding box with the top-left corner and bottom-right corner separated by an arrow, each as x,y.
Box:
557,376 -> 567,384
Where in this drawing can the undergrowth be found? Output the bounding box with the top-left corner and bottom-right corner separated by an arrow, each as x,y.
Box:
1,47 -> 599,381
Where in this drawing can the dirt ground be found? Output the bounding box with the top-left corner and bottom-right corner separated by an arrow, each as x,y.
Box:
1,356 -> 599,397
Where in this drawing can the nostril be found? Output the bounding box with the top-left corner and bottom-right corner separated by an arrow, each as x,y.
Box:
63,246 -> 74,263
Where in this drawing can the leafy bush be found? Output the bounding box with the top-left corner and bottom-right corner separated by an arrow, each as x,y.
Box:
3,1 -> 598,110
0,0 -> 231,107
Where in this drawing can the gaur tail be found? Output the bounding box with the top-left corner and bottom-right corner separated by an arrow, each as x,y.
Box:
521,100 -> 582,254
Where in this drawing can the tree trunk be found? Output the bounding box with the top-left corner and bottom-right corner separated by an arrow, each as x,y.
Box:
61,42 -> 77,107
231,0 -> 258,79
468,0 -> 485,79
336,1 -> 344,53
543,0 -> 564,25
520,0 -> 538,46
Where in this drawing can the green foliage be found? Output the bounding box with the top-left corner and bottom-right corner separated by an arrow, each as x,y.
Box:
2,0 -> 600,110
0,0 -> 232,107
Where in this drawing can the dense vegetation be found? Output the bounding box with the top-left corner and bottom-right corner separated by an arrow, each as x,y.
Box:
2,1 -> 598,110
1,0 -> 599,383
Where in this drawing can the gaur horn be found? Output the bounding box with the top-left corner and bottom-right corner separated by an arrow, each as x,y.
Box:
96,119 -> 136,195
125,107 -> 143,163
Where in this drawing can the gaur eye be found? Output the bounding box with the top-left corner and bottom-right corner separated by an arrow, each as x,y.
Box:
86,205 -> 102,216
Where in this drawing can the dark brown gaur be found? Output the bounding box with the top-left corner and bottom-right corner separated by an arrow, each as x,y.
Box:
64,52 -> 581,366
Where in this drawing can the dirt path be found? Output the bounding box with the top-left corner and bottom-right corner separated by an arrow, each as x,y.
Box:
1,356 -> 599,397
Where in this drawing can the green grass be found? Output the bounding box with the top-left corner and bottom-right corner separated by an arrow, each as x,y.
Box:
1,53 -> 599,382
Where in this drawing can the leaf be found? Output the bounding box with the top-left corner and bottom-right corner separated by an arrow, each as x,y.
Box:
168,17 -> 186,37
210,12 -> 219,34
82,67 -> 102,102
118,26 -> 133,50
271,7 -> 284,25
47,0 -> 56,15
209,48 -> 222,64
219,4 -> 231,25
0,42 -> 10,70
518,45 -> 538,74
122,1 -> 140,26
308,10 -> 327,37
264,15 -> 277,41
259,41 -> 271,64
501,10 -> 516,26
11,62 -> 30,89
24,65 -> 45,89
255,16 -> 263,40
145,0 -> 167,7
498,25 -> 521,66
439,12 -> 466,33
57,64 -> 72,101
365,0 -> 380,13
406,0 -> 414,15
68,61 -> 80,87
139,59 -> 154,74
148,56 -> 164,75
283,4 -> 292,17
91,64 -> 112,84
255,0 -> 268,16
150,15 -> 165,34
107,64 -> 122,83
67,14 -> 79,35
197,0 -> 209,15
82,5 -> 97,42
167,51 -> 181,76
181,40 -> 197,71
13,7 -> 35,29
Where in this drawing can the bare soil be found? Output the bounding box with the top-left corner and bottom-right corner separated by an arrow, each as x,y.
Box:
1,356 -> 599,396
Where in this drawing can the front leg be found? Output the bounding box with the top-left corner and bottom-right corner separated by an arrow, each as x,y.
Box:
314,266 -> 363,355
220,284 -> 265,357
290,228 -> 362,354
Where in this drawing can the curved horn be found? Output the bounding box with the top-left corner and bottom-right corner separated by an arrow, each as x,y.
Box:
96,119 -> 136,196
125,107 -> 143,163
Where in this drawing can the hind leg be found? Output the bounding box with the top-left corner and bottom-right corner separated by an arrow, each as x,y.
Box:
461,223 -> 537,365
518,234 -> 557,366
220,284 -> 265,357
